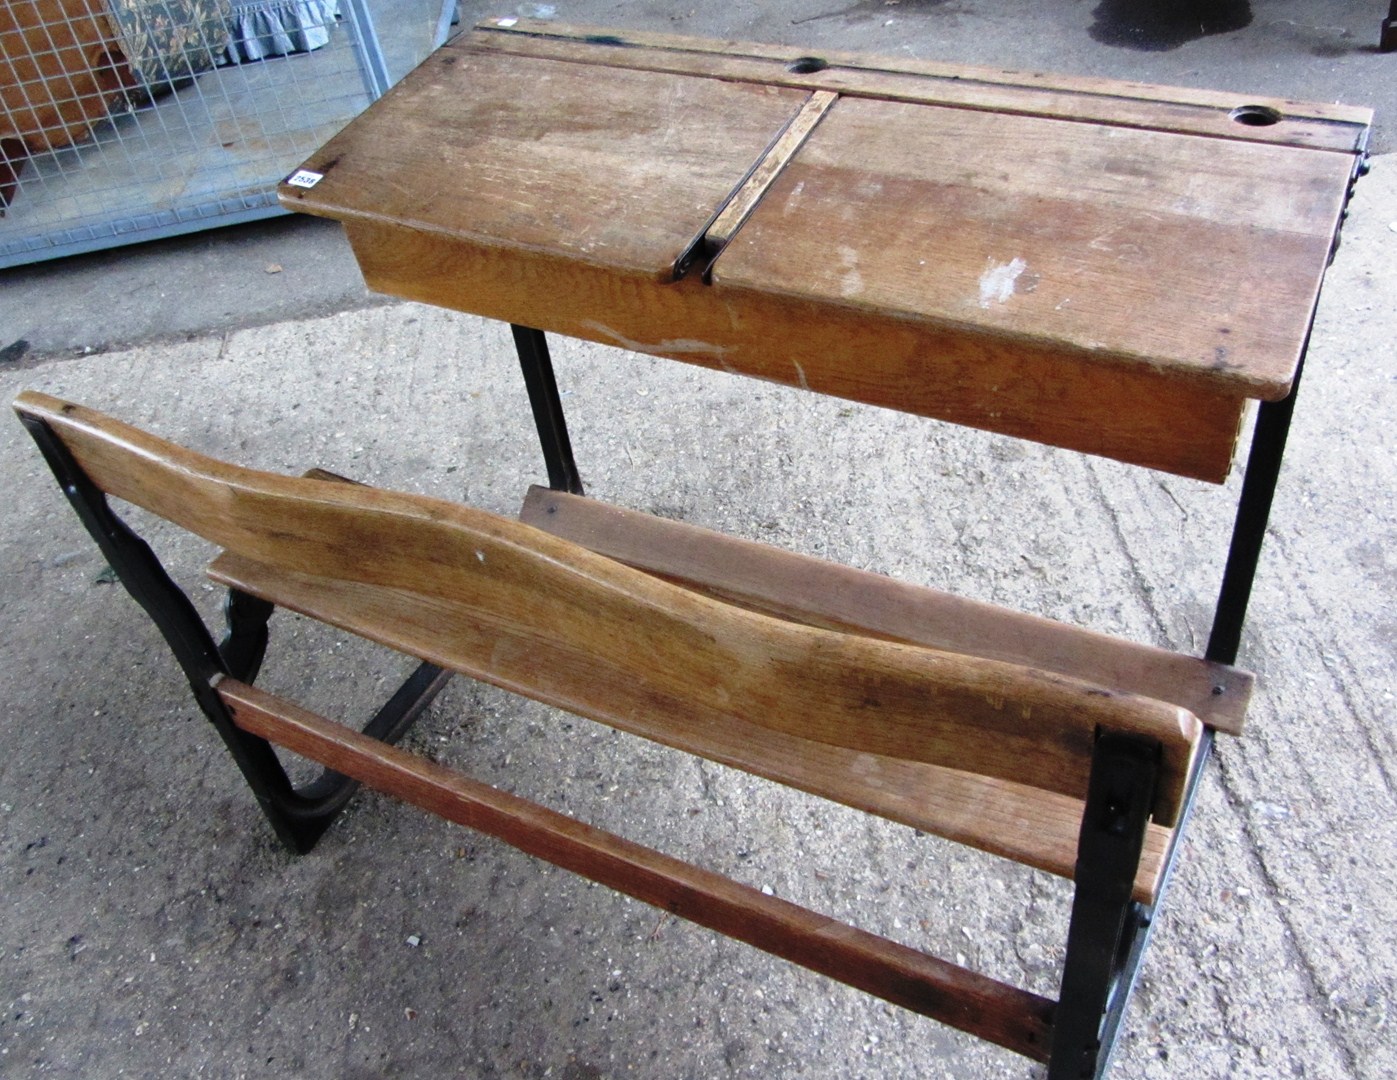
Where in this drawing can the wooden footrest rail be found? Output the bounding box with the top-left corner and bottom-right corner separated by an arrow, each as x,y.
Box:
218,676 -> 1057,1060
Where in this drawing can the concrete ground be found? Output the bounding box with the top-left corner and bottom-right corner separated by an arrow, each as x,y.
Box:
2,2 -> 1395,1078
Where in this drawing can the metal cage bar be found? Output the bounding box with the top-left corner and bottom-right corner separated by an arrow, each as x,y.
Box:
1,0 -> 390,268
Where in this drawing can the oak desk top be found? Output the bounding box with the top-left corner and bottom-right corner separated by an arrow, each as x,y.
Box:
281,19 -> 1371,482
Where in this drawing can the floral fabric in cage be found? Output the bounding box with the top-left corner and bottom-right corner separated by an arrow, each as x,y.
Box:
106,0 -> 233,88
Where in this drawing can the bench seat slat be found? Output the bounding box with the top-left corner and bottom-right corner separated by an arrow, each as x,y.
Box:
519,486 -> 1252,735
217,675 -> 1057,1062
207,550 -> 1169,903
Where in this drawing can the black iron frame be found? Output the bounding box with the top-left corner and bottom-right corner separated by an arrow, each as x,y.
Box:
18,411 -> 450,855
1052,370 -> 1305,1077
22,316 -> 1303,1079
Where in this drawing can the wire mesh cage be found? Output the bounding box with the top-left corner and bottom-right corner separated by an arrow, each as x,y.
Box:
0,0 -> 388,268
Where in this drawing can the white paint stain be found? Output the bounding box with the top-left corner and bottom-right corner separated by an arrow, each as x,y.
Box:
580,321 -> 733,359
837,245 -> 864,299
978,257 -> 1027,309
792,359 -> 810,391
783,180 -> 806,216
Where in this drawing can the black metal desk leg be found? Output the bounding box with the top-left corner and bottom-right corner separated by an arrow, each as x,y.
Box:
1206,347 -> 1307,666
1048,732 -> 1160,1079
512,324 -> 584,495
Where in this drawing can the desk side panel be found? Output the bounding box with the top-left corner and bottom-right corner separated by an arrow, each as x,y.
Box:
344,219 -> 1246,481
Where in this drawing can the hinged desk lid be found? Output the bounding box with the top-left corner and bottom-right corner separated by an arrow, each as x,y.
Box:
711,93 -> 1357,402
280,20 -> 1371,481
282,46 -> 812,281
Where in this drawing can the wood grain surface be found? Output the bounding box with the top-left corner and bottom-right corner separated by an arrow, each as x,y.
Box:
207,548 -> 1171,903
281,48 -> 810,281
470,19 -> 1372,151
701,89 -> 839,261
343,218 -> 1249,481
518,486 -> 1252,735
711,93 -> 1353,401
276,24 -> 1367,480
219,677 -> 1058,1061
14,392 -> 1201,823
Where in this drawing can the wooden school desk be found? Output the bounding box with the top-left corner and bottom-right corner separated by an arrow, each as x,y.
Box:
18,18 -> 1371,1079
267,21 -> 1368,1071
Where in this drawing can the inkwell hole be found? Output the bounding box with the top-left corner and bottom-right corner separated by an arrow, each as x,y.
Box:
1229,104 -> 1282,127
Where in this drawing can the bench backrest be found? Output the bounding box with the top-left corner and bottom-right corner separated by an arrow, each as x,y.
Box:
15,390 -> 1200,825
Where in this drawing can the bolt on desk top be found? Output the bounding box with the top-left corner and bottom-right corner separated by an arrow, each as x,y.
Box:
280,19 -> 1372,483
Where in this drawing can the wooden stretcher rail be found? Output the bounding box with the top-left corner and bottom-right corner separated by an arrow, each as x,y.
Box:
219,676 -> 1058,1060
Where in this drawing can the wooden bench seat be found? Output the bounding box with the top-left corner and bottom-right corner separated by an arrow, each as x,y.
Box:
209,545 -> 1179,904
15,390 -> 1223,1065
208,478 -> 1255,904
